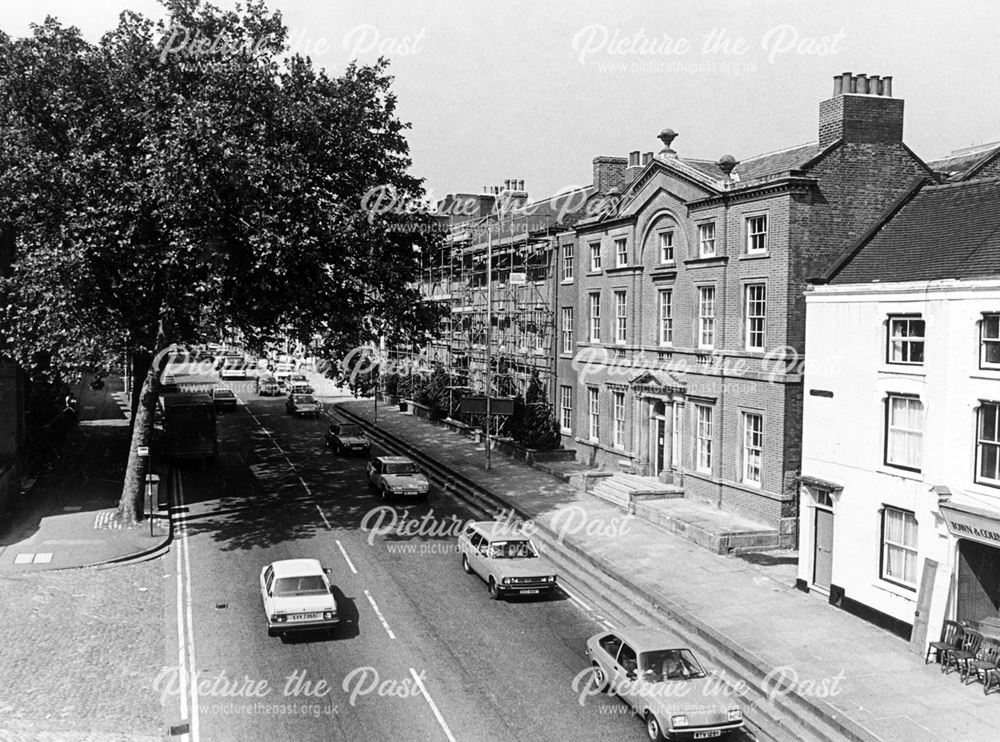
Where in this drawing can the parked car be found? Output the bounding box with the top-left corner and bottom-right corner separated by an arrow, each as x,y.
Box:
326,422 -> 371,455
211,387 -> 238,411
585,627 -> 744,741
259,559 -> 339,637
285,393 -> 322,417
367,456 -> 430,501
457,521 -> 556,600
256,374 -> 281,396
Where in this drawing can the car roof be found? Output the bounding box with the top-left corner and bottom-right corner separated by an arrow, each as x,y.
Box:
269,559 -> 324,578
467,520 -> 531,539
601,626 -> 687,651
376,456 -> 415,464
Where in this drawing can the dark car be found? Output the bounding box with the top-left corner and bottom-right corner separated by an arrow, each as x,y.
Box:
325,422 -> 371,455
211,387 -> 238,411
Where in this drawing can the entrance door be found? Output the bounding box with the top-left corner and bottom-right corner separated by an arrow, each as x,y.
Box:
813,508 -> 834,592
655,417 -> 665,474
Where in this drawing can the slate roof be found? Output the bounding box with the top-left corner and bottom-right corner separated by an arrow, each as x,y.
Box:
681,142 -> 821,185
926,142 -> 1000,182
825,178 -> 1000,284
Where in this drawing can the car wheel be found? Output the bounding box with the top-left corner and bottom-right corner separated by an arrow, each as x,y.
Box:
380,485 -> 389,502
488,577 -> 500,600
591,662 -> 609,693
334,442 -> 341,455
645,712 -> 666,742
462,554 -> 473,574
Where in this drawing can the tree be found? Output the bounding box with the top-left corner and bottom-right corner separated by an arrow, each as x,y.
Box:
504,372 -> 560,450
0,1 -> 444,521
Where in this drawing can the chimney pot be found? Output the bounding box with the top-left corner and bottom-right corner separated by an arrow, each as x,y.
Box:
842,71 -> 853,93
833,74 -> 843,95
518,179 -> 524,191
504,179 -> 511,190
869,74 -> 881,96
629,150 -> 641,167
855,73 -> 868,94
642,152 -> 653,165
882,75 -> 893,97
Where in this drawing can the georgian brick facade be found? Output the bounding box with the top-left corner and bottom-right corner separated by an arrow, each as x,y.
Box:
556,74 -> 936,536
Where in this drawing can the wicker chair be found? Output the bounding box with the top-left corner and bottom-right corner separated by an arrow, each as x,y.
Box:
925,620 -> 964,665
964,637 -> 1000,691
944,628 -> 984,677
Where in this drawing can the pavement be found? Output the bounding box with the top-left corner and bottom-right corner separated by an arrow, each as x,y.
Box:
335,396 -> 1000,742
0,374 -> 171,572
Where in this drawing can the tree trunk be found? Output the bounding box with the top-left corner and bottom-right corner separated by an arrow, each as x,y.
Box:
117,321 -> 167,525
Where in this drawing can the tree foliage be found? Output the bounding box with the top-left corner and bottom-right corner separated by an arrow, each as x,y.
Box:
0,0 -> 443,383
0,0 -> 445,519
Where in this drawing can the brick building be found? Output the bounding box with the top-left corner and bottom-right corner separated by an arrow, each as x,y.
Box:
555,73 -> 936,536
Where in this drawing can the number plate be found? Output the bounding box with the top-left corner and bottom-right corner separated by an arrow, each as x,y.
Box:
694,732 -> 721,739
289,613 -> 321,621
518,589 -> 540,594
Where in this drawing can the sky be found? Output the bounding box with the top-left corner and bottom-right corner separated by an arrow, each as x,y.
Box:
5,0 -> 1000,202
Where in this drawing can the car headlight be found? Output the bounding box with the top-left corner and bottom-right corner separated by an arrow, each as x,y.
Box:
728,709 -> 742,721
671,715 -> 688,728
502,577 -> 511,586
272,613 -> 287,623
547,576 -> 556,583
323,611 -> 335,620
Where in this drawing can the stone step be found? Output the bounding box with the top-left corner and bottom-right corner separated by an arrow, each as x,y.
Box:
590,481 -> 631,508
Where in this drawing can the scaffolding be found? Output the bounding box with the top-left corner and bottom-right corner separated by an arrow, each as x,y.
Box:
403,217 -> 557,405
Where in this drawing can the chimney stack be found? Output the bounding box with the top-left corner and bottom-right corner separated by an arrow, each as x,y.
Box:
642,152 -> 653,165
593,156 -> 628,193
819,72 -> 903,148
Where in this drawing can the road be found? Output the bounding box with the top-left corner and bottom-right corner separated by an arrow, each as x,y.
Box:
161,361 -> 755,742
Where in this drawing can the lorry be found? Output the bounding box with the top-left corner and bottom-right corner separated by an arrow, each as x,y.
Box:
159,393 -> 218,464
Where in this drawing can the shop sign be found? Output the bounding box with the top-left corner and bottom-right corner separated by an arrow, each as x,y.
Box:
941,505 -> 1000,548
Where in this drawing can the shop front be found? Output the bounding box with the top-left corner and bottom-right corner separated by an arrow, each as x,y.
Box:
940,502 -> 1000,636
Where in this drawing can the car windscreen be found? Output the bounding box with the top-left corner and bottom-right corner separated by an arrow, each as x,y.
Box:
214,390 -> 234,398
292,395 -> 315,403
273,575 -> 327,596
338,425 -> 362,436
384,462 -> 417,475
487,540 -> 537,559
639,648 -> 706,681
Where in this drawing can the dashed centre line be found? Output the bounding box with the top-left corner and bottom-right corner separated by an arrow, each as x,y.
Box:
336,539 -> 358,574
364,590 -> 396,640
410,668 -> 457,742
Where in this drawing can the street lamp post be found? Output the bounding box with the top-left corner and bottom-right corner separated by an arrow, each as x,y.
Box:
485,222 -> 492,471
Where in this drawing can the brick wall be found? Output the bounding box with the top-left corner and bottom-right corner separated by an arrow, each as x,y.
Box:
818,95 -> 905,148
593,156 -> 628,194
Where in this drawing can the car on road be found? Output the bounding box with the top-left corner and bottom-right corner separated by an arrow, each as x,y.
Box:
259,559 -> 339,637
326,421 -> 371,455
256,374 -> 281,396
367,455 -> 430,501
287,381 -> 314,396
219,358 -> 248,380
274,363 -> 295,387
584,627 -> 744,741
285,393 -> 322,417
458,521 -> 556,600
211,387 -> 238,411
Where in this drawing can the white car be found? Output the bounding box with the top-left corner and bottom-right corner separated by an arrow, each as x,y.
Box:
458,521 -> 557,600
585,627 -> 744,741
367,456 -> 430,501
259,559 -> 339,637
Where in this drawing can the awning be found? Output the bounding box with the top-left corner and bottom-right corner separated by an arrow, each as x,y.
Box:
796,474 -> 844,492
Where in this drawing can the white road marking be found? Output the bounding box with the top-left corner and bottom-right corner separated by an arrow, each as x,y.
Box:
174,470 -> 190,736
364,590 -> 396,640
410,668 -> 457,742
560,585 -> 592,611
600,619 -> 617,631
335,540 -> 358,574
177,468 -> 201,741
315,503 -> 332,529
299,477 -> 312,495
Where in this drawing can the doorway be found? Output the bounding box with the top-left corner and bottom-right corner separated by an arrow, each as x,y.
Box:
813,507 -> 834,593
